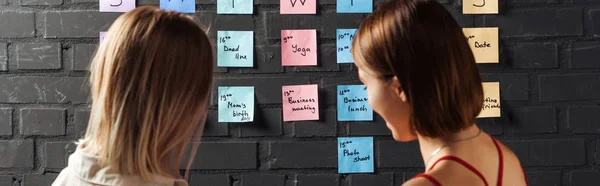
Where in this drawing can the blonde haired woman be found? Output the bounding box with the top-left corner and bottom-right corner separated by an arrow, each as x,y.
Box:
53,6 -> 213,186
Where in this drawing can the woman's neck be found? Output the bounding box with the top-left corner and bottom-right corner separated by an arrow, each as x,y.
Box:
417,125 -> 482,170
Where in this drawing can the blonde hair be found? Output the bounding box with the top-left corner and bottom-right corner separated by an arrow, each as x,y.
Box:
81,6 -> 213,181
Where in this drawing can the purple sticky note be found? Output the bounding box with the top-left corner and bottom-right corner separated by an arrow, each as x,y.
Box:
100,32 -> 107,43
100,0 -> 136,12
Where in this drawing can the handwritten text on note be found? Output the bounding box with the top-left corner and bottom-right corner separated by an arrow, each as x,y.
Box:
337,85 -> 372,121
282,84 -> 319,121
281,29 -> 317,66
478,82 -> 500,118
100,0 -> 135,12
463,0 -> 498,14
160,0 -> 195,13
336,29 -> 357,63
218,86 -> 255,122
337,0 -> 372,13
338,137 -> 374,174
463,27 -> 499,63
218,0 -> 253,14
281,0 -> 316,14
218,31 -> 254,67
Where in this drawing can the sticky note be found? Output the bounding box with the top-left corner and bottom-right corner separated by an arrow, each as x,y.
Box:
282,84 -> 319,121
160,0 -> 195,13
336,29 -> 357,63
99,32 -> 107,43
338,137 -> 374,174
478,82 -> 500,118
463,27 -> 499,63
281,30 -> 317,66
281,0 -> 316,14
463,0 -> 498,14
99,0 -> 135,12
337,85 -> 372,121
218,86 -> 255,122
218,0 -> 253,14
217,31 -> 254,67
337,0 -> 372,13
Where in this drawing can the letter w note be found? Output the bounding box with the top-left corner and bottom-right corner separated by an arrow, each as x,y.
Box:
290,0 -> 307,7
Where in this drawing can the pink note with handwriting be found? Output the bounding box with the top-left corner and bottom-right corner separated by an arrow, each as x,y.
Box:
281,0 -> 316,14
281,29 -> 317,66
282,84 -> 319,121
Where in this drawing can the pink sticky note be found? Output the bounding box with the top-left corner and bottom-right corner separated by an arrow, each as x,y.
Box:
100,0 -> 136,12
282,84 -> 320,121
280,0 -> 316,14
100,32 -> 107,43
281,29 -> 317,66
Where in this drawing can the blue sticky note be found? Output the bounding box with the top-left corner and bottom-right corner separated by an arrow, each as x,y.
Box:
337,0 -> 372,13
218,86 -> 254,123
337,85 -> 373,121
218,0 -> 253,14
336,29 -> 357,63
338,137 -> 374,174
160,0 -> 195,13
217,31 -> 254,67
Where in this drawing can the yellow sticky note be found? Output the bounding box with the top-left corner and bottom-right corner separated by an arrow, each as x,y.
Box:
463,28 -> 499,64
463,0 -> 498,14
478,82 -> 500,118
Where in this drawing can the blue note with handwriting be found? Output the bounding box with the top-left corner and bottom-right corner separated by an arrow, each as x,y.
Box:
218,0 -> 253,14
337,0 -> 372,13
338,137 -> 374,174
218,86 -> 254,122
337,85 -> 372,121
336,29 -> 357,63
218,31 -> 254,67
160,0 -> 195,13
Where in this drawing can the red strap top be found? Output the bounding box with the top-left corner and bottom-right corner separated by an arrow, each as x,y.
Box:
412,134 -> 527,186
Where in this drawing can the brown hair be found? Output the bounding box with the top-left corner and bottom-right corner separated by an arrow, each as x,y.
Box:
81,6 -> 213,181
352,0 -> 483,138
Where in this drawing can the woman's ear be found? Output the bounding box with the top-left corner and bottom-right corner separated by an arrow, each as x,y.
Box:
391,76 -> 408,103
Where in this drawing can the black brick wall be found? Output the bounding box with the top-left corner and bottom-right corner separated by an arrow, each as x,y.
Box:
0,0 -> 598,185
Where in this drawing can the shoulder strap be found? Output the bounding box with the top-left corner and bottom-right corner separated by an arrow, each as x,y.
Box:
428,156 -> 489,186
489,134 -> 504,186
413,173 -> 442,186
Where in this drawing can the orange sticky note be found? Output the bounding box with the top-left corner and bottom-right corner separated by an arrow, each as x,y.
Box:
281,0 -> 316,14
463,0 -> 498,14
478,82 -> 500,118
282,84 -> 319,121
463,27 -> 499,63
281,29 -> 317,66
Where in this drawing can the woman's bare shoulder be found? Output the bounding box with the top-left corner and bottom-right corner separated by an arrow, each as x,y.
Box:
402,177 -> 437,186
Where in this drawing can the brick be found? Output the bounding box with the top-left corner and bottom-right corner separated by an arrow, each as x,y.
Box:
509,0 -> 558,3
0,108 -> 11,136
241,175 -> 285,186
539,74 -> 600,102
570,171 -> 600,186
349,174 -> 393,186
485,9 -> 583,37
296,175 -> 339,186
0,11 -> 35,38
269,141 -> 336,168
475,118 -> 504,136
590,9 -> 600,35
526,171 -> 560,186
349,114 -> 392,136
260,11 -> 363,40
509,107 -> 557,134
568,106 -> 600,133
506,139 -> 585,166
45,142 -> 76,169
45,12 -> 120,38
240,108 -> 282,137
0,43 -> 6,71
482,73 -> 531,100
189,175 -> 229,186
195,11 -> 254,39
212,77 -> 309,105
0,0 -> 5,5
573,0 -> 600,3
187,142 -> 257,169
72,44 -> 96,71
0,176 -> 13,186
23,174 -> 58,186
449,8 -> 474,27
292,109 -> 337,137
20,0 -> 62,5
240,46 -> 284,74
510,42 -> 558,69
378,140 -> 423,168
74,109 -> 89,138
572,42 -> 600,68
20,108 -> 66,136
203,110 -> 229,137
0,140 -> 34,168
596,140 -> 600,165
0,77 -> 89,103
293,45 -> 339,72
16,43 -> 62,70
